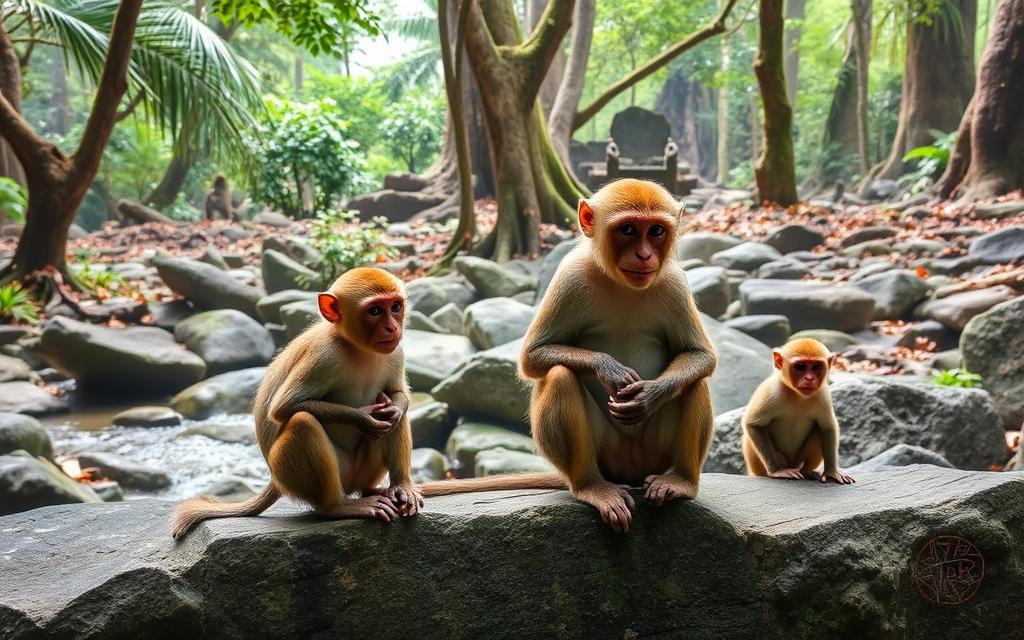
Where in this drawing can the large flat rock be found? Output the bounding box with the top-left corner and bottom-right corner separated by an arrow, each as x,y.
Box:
1,466 -> 1021,638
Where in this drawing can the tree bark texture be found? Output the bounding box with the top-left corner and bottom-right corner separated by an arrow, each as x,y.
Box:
0,19 -> 25,187
813,21 -> 860,183
754,0 -> 799,205
873,0 -> 976,181
938,0 -> 1024,199
655,71 -> 717,179
548,0 -> 596,167
784,0 -> 806,106
851,0 -> 872,175
527,0 -> 566,116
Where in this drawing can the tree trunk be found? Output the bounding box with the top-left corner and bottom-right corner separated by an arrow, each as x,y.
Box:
938,0 -> 1024,200
548,0 -> 596,167
754,0 -> 798,205
49,51 -> 72,137
851,0 -> 872,175
810,21 -> 859,184
784,0 -> 806,106
872,0 -> 976,181
527,0 -> 565,116
0,20 -> 24,187
655,71 -> 717,179
464,0 -> 580,261
146,151 -> 192,210
0,0 -> 143,280
716,28 -> 730,184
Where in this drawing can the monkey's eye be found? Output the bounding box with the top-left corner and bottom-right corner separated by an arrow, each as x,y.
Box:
368,305 -> 383,316
649,225 -> 666,238
391,301 -> 402,313
620,224 -> 637,236
811,363 -> 824,374
793,363 -> 808,373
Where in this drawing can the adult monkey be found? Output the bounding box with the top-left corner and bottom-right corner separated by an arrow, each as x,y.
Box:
173,268 -> 421,539
205,174 -> 236,221
421,179 -> 718,533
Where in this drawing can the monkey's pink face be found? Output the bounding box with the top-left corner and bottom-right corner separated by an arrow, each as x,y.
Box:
610,216 -> 672,289
787,358 -> 827,395
359,294 -> 405,354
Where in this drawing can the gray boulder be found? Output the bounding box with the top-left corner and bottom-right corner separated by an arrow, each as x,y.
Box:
0,354 -> 31,382
896,321 -> 959,351
0,451 -> 100,515
74,452 -> 171,491
111,406 -> 182,428
32,317 -> 206,395
428,303 -> 465,335
687,267 -> 730,317
723,315 -> 790,347
839,225 -> 896,248
279,299 -> 320,339
432,339 -> 529,426
405,310 -> 445,333
445,421 -> 535,473
969,226 -> 1024,264
175,309 -> 275,375
763,224 -> 825,254
914,286 -> 1016,331
707,375 -> 1005,473
739,280 -> 876,332
676,232 -> 742,263
406,275 -> 478,315
756,259 -> 811,280
789,329 -> 860,353
854,270 -> 931,320
454,256 -> 537,299
409,401 -> 455,450
261,249 -> 321,294
0,414 -> 52,458
410,448 -> 446,483
147,299 -> 196,331
703,315 -> 773,415
170,367 -> 266,419
848,444 -> 954,473
961,296 -> 1024,427
152,252 -> 263,317
403,330 -> 475,391
0,382 -> 70,416
475,447 -> 555,477
710,242 -> 783,272
2,467 -> 1023,638
256,290 -> 313,324
535,238 -> 580,303
463,298 -> 535,350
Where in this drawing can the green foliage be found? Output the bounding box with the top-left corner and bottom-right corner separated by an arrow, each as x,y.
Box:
250,96 -> 371,218
0,284 -> 40,325
380,92 -> 445,173
71,248 -> 128,294
900,129 -> 957,194
298,210 -> 396,287
301,70 -> 388,150
932,368 -> 983,389
0,178 -> 28,224
213,0 -> 382,56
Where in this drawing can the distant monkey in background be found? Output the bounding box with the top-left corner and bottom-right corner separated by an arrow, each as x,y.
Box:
419,179 -> 718,533
205,174 -> 237,221
173,268 -> 421,539
742,338 -> 854,484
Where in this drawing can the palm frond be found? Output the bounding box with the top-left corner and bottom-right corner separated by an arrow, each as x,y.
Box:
382,43 -> 440,99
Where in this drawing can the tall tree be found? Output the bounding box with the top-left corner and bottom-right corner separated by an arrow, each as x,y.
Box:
461,0 -> 580,260
851,0 -> 872,175
872,0 -> 976,181
716,22 -> 730,184
753,0 -> 798,205
0,0 -> 143,281
547,0 -> 595,167
939,0 -> 1024,199
527,0 -> 566,115
783,0 -> 805,105
812,20 -> 860,183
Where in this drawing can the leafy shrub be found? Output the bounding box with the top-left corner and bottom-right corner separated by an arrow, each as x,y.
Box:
0,284 -> 39,324
900,129 -> 957,195
380,92 -> 444,173
0,177 -> 27,224
250,96 -> 371,218
297,210 -> 397,288
71,248 -> 128,295
932,368 -> 983,389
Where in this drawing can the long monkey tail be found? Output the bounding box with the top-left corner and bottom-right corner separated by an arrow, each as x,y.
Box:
171,483 -> 281,540
418,472 -> 567,497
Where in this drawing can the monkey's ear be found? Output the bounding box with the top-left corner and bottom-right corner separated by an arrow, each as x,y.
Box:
772,351 -> 784,370
828,353 -> 837,367
578,199 -> 596,238
318,293 -> 342,323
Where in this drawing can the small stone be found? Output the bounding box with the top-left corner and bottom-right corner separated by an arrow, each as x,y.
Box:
111,406 -> 183,428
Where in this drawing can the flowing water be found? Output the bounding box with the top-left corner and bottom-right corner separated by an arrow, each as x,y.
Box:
40,395 -> 269,500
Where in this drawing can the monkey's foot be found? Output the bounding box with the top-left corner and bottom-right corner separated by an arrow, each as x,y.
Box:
318,495 -> 399,523
802,469 -> 822,481
573,481 -> 636,533
643,473 -> 697,506
386,483 -> 424,517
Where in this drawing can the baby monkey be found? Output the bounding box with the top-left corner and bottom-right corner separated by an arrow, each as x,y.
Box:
741,338 -> 854,484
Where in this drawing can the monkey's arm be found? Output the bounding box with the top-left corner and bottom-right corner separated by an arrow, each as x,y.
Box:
268,364 -> 388,439
658,281 -> 717,397
744,422 -> 787,473
816,409 -> 842,474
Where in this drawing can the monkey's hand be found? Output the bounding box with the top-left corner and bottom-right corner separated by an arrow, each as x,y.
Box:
607,379 -> 667,432
355,400 -> 395,441
594,354 -> 641,396
820,469 -> 855,485
386,483 -> 424,517
768,466 -> 805,480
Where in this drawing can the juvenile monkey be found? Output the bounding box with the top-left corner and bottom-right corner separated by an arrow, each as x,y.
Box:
172,268 -> 422,539
741,338 -> 854,484
419,179 -> 718,533
204,174 -> 236,221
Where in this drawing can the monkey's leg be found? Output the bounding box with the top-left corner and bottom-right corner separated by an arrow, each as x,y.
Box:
794,429 -> 825,480
532,365 -> 636,533
644,379 -> 713,505
268,412 -> 399,522
741,434 -> 769,477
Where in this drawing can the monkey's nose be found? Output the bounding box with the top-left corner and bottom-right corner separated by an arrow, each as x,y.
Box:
636,250 -> 652,261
